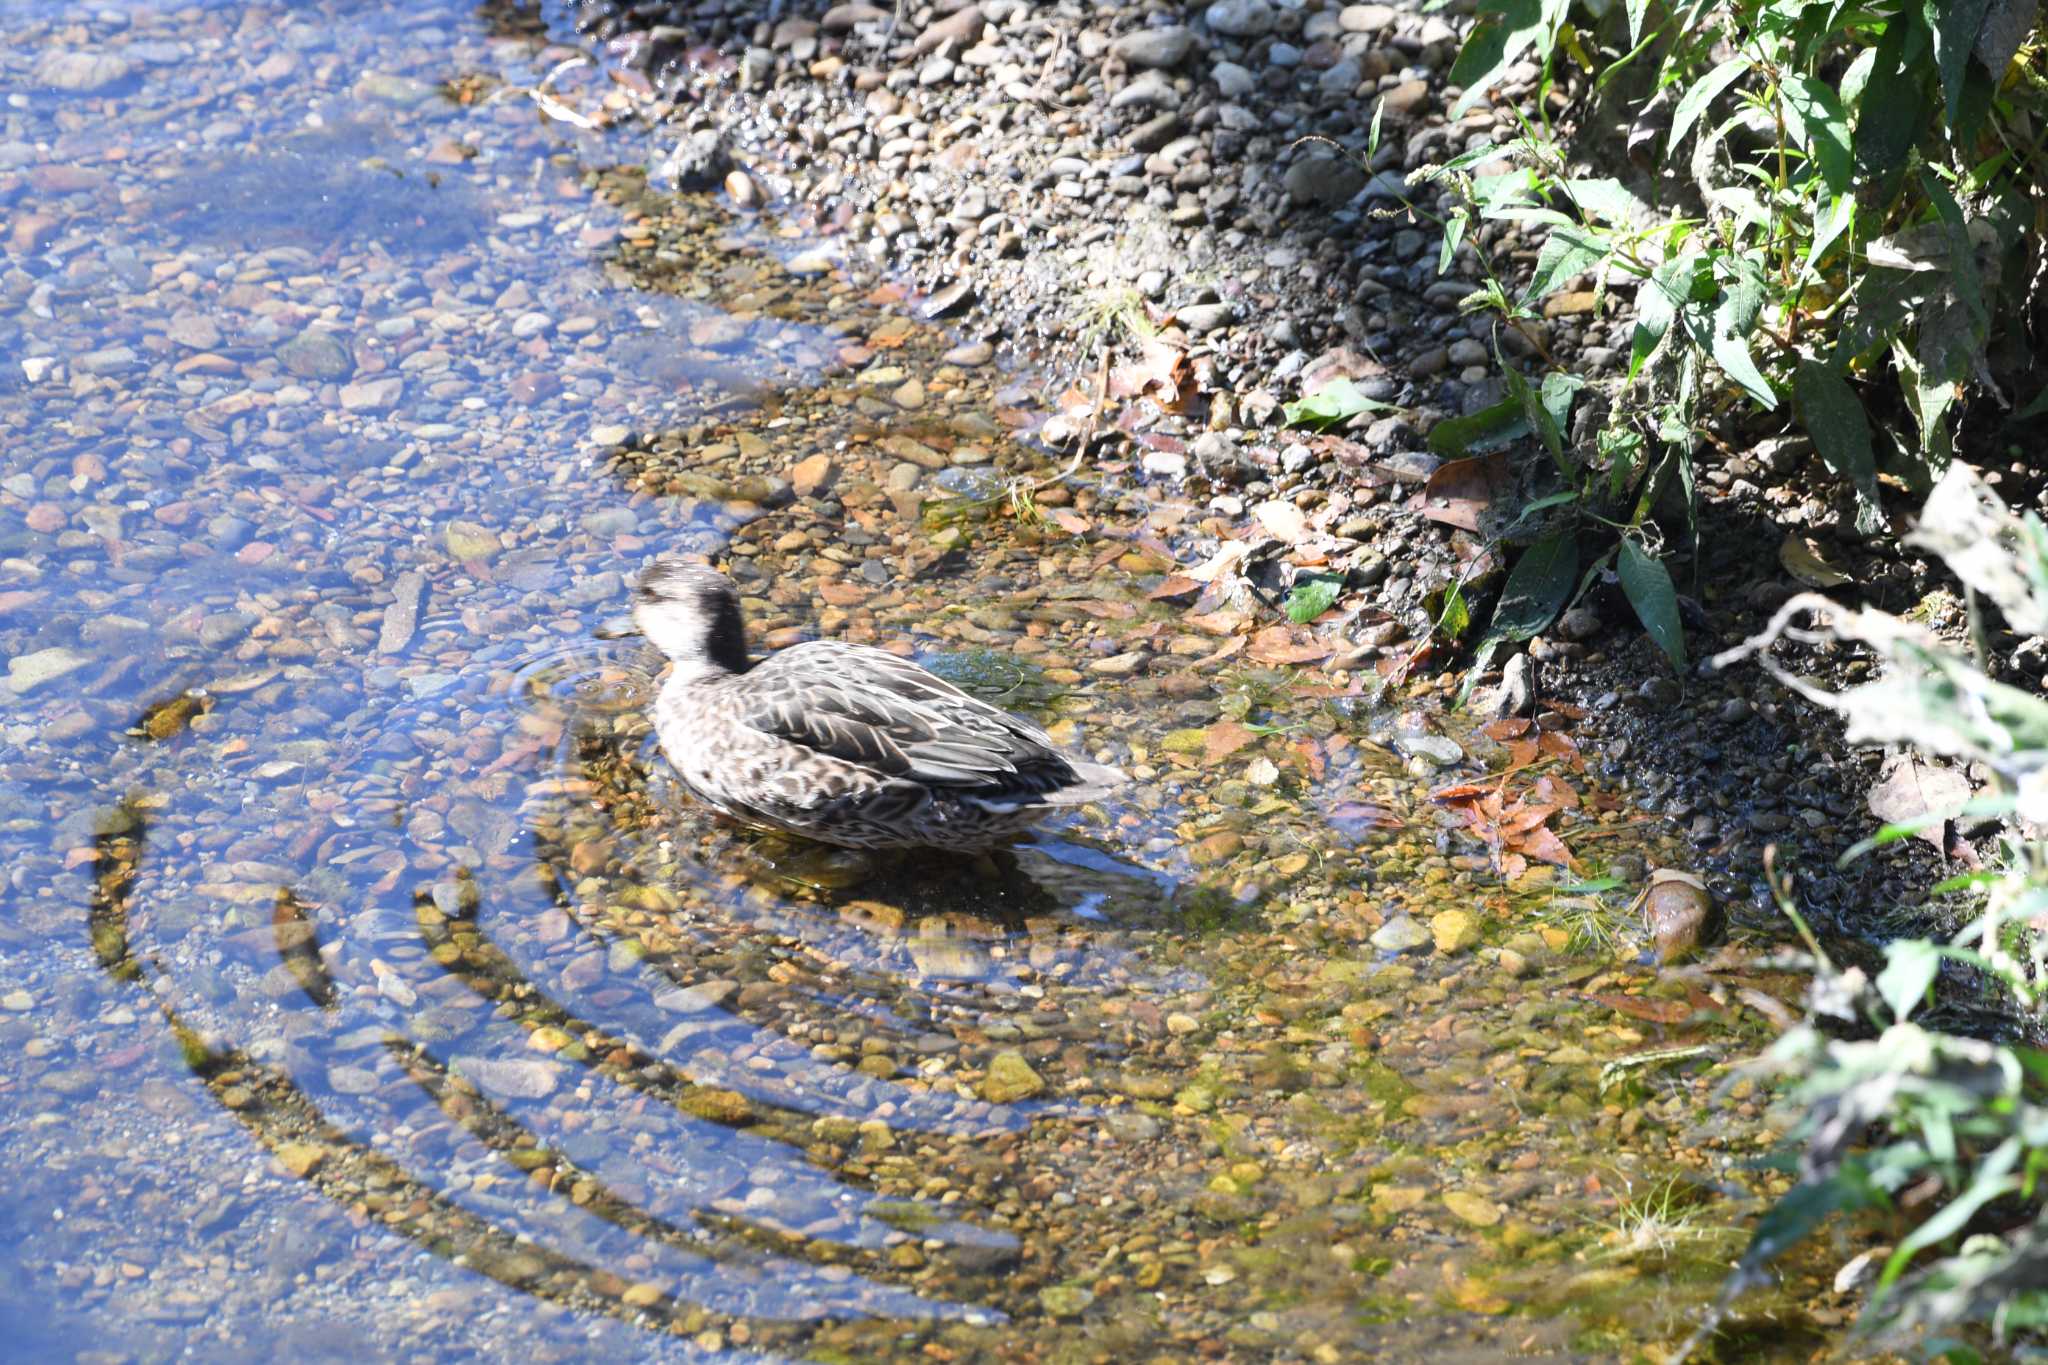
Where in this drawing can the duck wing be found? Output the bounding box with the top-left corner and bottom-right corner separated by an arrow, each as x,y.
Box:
736,643 -> 1083,797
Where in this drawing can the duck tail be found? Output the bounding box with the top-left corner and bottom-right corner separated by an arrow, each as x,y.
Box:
1042,759 -> 1128,806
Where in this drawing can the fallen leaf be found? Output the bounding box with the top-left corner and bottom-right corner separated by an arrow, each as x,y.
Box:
1867,753 -> 1972,850
1107,335 -> 1193,411
1182,539 -> 1254,585
1184,608 -> 1247,636
1779,535 -> 1854,588
1254,500 -> 1310,543
1501,802 -> 1559,835
1282,376 -> 1399,430
1203,721 -> 1258,764
1513,823 -> 1578,870
1327,801 -> 1401,833
1248,624 -> 1332,665
1414,453 -> 1511,531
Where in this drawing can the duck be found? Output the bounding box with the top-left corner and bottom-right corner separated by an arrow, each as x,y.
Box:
632,558 -> 1127,851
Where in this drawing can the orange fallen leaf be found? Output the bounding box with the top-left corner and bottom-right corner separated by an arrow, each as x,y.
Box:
1203,721 -> 1258,764
1513,823 -> 1578,870
1500,802 -> 1558,836
1248,624 -> 1331,665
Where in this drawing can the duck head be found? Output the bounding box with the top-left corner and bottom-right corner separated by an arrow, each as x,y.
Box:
633,559 -> 750,679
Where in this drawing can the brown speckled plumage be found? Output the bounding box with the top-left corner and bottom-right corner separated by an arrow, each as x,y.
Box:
633,559 -> 1126,850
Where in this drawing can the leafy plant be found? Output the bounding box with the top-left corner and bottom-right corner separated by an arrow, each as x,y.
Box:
1432,0 -> 2048,677
1705,463 -> 2048,1352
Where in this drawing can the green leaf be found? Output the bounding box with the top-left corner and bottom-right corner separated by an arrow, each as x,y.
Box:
1602,423 -> 1647,502
1853,15 -> 1925,192
1502,362 -> 1572,479
1447,0 -> 1567,117
1283,575 -> 1344,624
1427,398 -> 1528,458
1493,529 -> 1579,640
1282,377 -> 1399,430
1876,939 -> 1942,1022
1710,264 -> 1776,408
1459,529 -> 1578,705
1433,580 -> 1472,641
1540,370 -> 1584,434
1625,0 -> 1649,45
1439,209 -> 1469,277
1522,224 -> 1610,304
1740,1176 -> 1869,1279
1928,0 -> 1996,127
1780,74 -> 1853,196
1631,253 -> 1703,380
1669,56 -> 1752,150
1805,193 -> 1855,274
1619,538 -> 1686,673
1880,1138 -> 2020,1292
1711,334 -> 1774,408
1793,361 -> 1882,513
1561,178 -> 1647,226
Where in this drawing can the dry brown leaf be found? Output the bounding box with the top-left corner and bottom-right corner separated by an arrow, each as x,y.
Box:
1247,625 -> 1332,665
1513,823 -> 1577,869
1183,608 -> 1247,636
1867,753 -> 1972,850
1414,453 -> 1511,531
1107,335 -> 1193,410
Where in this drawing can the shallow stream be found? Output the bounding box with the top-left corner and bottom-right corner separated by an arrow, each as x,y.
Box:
0,2 -> 1863,1360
